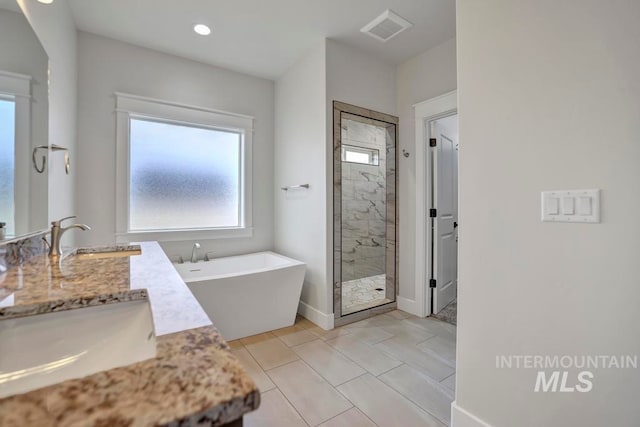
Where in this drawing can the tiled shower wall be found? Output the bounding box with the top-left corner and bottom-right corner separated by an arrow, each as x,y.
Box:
341,119 -> 386,282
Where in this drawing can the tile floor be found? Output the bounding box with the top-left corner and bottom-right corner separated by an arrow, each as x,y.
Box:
228,310 -> 456,427
342,274 -> 391,315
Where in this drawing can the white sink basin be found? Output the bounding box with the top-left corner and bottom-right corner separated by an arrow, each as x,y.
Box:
0,299 -> 156,399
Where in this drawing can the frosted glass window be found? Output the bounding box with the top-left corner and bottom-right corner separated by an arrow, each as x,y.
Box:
129,118 -> 242,231
345,150 -> 370,164
341,144 -> 379,166
0,98 -> 15,236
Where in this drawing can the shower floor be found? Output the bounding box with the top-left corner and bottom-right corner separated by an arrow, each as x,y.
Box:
342,274 -> 391,315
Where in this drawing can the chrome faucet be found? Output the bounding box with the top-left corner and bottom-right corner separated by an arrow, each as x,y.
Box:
191,243 -> 201,263
49,216 -> 91,257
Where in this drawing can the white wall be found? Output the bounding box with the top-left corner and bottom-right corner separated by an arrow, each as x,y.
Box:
326,39 -> 397,318
18,0 -> 77,230
274,39 -> 396,327
0,8 -> 48,234
75,32 -> 275,259
396,38 -> 457,304
455,1 -> 640,426
274,42 -> 328,322
326,39 -> 397,116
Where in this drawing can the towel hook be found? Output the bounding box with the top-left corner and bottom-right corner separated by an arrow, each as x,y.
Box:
32,145 -> 48,173
32,145 -> 70,174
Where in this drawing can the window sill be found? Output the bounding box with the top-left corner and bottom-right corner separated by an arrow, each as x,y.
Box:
115,227 -> 253,243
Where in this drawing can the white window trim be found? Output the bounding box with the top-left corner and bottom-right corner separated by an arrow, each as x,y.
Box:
114,92 -> 254,242
0,70 -> 31,237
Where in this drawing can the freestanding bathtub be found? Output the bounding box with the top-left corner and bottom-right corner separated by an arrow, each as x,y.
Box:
173,252 -> 306,340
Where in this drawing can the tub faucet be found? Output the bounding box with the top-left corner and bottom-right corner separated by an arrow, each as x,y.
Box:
49,216 -> 91,257
191,243 -> 201,263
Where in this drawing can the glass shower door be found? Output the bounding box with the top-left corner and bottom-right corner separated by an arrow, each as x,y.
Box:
333,102 -> 398,323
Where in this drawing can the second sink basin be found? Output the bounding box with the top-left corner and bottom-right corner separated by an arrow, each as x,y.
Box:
0,298 -> 156,399
73,244 -> 142,260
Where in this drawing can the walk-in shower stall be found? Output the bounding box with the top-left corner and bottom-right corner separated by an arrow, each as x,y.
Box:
333,101 -> 398,325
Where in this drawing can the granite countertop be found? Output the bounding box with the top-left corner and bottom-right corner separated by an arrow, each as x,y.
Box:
0,241 -> 260,426
0,242 -> 211,335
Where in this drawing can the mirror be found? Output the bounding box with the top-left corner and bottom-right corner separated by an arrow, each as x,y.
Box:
333,101 -> 398,321
0,1 -> 49,239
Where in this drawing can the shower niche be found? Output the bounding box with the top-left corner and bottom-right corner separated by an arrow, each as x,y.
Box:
333,101 -> 398,324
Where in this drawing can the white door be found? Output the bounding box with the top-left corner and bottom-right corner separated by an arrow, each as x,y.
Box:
432,118 -> 458,314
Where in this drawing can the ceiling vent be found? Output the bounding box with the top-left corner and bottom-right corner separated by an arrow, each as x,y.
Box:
360,9 -> 413,42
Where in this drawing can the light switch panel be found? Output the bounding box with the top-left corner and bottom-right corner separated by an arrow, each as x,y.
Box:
578,197 -> 592,216
541,189 -> 600,223
562,197 -> 575,215
546,197 -> 559,215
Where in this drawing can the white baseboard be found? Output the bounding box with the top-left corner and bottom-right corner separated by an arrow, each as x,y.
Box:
451,401 -> 493,427
397,295 -> 424,317
297,300 -> 334,330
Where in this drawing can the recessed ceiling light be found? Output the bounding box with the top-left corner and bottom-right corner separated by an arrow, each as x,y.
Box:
37,0 -> 54,3
193,24 -> 211,36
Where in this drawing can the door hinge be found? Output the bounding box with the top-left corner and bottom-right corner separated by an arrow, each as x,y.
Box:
429,279 -> 437,288
429,138 -> 437,147
429,208 -> 437,218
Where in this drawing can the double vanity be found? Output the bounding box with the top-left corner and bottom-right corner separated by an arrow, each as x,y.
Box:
0,240 -> 259,426
1,5 -> 261,425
